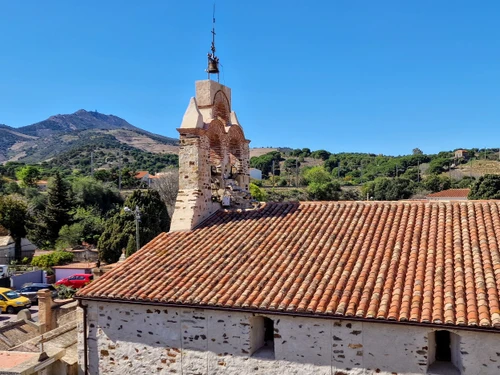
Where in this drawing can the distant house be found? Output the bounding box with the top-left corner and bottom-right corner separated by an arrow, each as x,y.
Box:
0,236 -> 36,263
134,171 -> 149,182
454,149 -> 469,159
134,171 -> 152,186
52,262 -> 96,282
426,188 -> 470,201
0,236 -> 15,264
36,180 -> 48,191
249,168 -> 262,180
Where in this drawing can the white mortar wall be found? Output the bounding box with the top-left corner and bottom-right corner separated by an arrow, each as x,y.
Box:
78,301 -> 500,375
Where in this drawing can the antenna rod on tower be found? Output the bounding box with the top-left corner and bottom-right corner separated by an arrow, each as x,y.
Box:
206,2 -> 220,81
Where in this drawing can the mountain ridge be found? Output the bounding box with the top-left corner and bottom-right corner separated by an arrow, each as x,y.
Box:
1,109 -> 178,163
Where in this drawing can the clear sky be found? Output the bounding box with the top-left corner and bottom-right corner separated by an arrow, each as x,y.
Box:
1,1 -> 499,155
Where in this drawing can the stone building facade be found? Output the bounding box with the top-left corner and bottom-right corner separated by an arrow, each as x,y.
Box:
80,302 -> 500,375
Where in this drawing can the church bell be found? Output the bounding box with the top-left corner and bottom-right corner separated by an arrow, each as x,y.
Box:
207,57 -> 219,74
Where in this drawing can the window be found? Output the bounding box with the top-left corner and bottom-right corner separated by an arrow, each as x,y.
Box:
435,331 -> 451,362
428,330 -> 461,374
250,316 -> 275,359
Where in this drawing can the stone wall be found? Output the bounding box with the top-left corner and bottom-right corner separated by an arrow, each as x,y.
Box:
78,301 -> 500,375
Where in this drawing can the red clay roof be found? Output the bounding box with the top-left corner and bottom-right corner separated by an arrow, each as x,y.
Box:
52,262 -> 96,269
77,201 -> 500,329
135,171 -> 148,179
426,188 -> 470,199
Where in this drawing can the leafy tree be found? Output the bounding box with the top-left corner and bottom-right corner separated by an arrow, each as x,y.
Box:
249,183 -> 267,201
303,166 -> 332,185
5,182 -> 22,195
468,175 -> 500,199
56,223 -> 85,250
98,190 -> 170,263
412,148 -> 423,155
423,175 -> 452,193
31,250 -> 74,268
311,150 -> 331,160
15,166 -> 41,188
249,151 -> 282,177
362,177 -> 415,201
428,157 -> 450,175
71,177 -> 122,214
0,195 -> 27,260
307,181 -> 341,201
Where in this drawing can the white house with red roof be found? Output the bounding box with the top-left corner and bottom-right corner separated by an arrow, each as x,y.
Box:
76,80 -> 500,375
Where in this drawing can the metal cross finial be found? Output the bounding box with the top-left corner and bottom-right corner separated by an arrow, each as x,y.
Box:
206,2 -> 220,81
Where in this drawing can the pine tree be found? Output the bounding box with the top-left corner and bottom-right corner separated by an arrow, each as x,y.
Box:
45,172 -> 72,246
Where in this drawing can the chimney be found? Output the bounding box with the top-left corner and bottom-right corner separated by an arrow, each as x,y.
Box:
37,289 -> 54,333
170,80 -> 251,232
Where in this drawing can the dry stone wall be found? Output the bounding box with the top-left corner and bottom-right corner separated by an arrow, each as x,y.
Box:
78,301 -> 500,375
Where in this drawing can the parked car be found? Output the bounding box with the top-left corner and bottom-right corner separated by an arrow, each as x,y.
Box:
0,287 -> 31,314
16,283 -> 58,304
55,274 -> 93,289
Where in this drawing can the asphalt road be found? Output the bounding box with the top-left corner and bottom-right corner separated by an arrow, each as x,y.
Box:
0,305 -> 39,326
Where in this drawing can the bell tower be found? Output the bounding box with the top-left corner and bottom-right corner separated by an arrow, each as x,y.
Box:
170,11 -> 252,232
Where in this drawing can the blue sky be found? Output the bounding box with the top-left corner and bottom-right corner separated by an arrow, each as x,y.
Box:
1,1 -> 499,155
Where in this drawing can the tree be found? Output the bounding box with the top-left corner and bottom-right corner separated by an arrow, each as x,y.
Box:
307,181 -> 341,201
249,183 -> 267,201
98,190 -> 170,263
423,175 -> 452,193
362,177 -> 415,201
303,166 -> 332,185
71,177 -> 122,214
468,175 -> 500,199
15,166 -> 41,188
249,151 -> 282,177
45,172 -> 72,246
150,169 -> 179,216
412,148 -> 423,155
428,158 -> 450,175
0,195 -> 27,259
311,150 -> 331,160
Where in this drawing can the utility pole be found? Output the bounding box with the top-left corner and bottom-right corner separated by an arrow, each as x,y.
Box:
118,151 -> 122,191
124,206 -> 141,252
272,160 -> 276,191
295,159 -> 299,187
90,151 -> 94,177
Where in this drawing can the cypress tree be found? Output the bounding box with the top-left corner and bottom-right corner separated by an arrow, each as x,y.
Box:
45,172 -> 72,246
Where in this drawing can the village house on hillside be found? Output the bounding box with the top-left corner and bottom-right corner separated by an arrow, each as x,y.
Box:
76,80 -> 500,375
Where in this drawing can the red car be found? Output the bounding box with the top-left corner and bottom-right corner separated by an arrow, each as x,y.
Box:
55,274 -> 93,289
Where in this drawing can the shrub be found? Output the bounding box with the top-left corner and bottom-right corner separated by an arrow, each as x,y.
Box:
31,251 -> 74,268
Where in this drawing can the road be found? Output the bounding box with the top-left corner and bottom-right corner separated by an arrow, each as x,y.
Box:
0,305 -> 39,327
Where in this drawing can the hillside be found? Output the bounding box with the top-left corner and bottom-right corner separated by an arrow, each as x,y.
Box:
1,110 -> 178,163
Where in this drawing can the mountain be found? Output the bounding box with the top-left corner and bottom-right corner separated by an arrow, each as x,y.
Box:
1,110 -> 178,163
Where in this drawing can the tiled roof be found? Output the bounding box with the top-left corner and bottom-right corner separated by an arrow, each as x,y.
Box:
427,189 -> 470,199
52,262 -> 96,269
0,236 -> 14,247
134,171 -> 148,179
78,201 -> 500,329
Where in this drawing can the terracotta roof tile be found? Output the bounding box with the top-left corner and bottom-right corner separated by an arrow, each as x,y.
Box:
78,201 -> 500,329
426,189 -> 470,199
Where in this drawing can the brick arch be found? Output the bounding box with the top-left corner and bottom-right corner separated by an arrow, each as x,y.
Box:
227,126 -> 245,174
206,119 -> 226,166
212,90 -> 230,123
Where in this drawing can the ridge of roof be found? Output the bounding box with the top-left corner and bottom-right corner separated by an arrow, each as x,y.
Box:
78,200 -> 500,330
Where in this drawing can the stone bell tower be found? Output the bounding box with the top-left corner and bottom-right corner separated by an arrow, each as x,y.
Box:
169,80 -> 252,232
